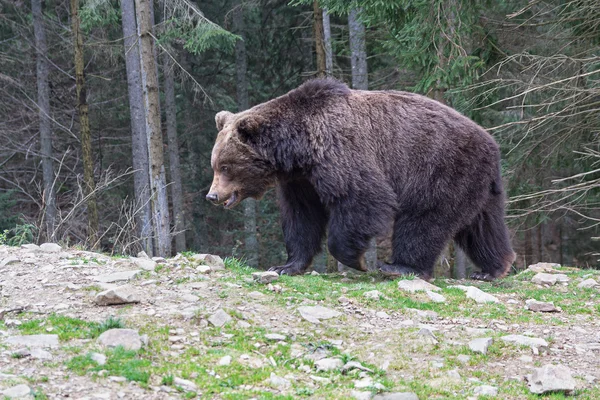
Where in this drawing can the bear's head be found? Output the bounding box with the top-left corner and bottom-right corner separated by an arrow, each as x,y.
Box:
206,110 -> 276,208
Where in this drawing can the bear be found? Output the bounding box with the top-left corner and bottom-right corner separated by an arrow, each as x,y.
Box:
206,78 -> 515,281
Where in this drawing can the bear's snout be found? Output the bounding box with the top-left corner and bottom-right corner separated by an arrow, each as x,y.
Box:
206,193 -> 219,203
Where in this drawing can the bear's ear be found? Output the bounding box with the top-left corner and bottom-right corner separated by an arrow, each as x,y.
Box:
215,111 -> 234,131
236,114 -> 265,144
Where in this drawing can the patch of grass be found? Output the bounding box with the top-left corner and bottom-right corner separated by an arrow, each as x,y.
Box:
90,316 -> 125,337
17,314 -> 125,341
67,346 -> 151,384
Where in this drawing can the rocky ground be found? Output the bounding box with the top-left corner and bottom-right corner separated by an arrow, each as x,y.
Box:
0,243 -> 599,399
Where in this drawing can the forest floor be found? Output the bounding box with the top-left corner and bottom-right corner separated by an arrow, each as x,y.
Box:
0,244 -> 599,399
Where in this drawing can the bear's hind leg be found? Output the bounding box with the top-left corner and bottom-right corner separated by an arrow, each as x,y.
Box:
454,195 -> 515,281
382,211 -> 454,280
269,180 -> 328,276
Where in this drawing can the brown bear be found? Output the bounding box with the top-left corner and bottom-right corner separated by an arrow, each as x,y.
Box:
207,78 -> 515,280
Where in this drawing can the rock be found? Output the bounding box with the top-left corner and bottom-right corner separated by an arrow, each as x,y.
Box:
578,278 -> 598,289
525,299 -> 559,312
310,375 -> 332,384
218,355 -> 232,366
447,369 -> 462,380
298,305 -> 342,323
376,311 -> 390,319
174,377 -> 197,391
196,265 -> 211,274
397,278 -> 441,293
500,334 -> 548,350
268,372 -> 290,389
426,290 -> 446,303
459,286 -> 499,303
90,352 -> 107,365
252,271 -> 279,284
94,285 -> 140,306
5,334 -> 59,348
363,290 -> 383,300
342,361 -> 374,374
93,270 -> 141,283
474,385 -> 498,396
180,293 -> 199,303
248,291 -> 265,299
208,309 -> 232,327
0,256 -> 19,267
528,262 -> 560,273
130,257 -> 156,271
265,333 -> 286,341
30,348 -> 52,360
528,364 -> 575,394
40,242 -> 61,253
373,392 -> 419,400
2,384 -> 31,398
354,377 -> 374,389
468,337 -> 493,354
137,251 -> 149,258
456,354 -> 471,364
531,272 -> 569,285
190,254 -> 225,270
20,244 -> 39,251
417,328 -> 438,345
351,391 -> 374,400
98,329 -> 142,351
315,357 -> 343,372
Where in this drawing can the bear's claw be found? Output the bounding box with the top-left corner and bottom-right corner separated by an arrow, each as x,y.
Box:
377,262 -> 431,281
268,262 -> 308,276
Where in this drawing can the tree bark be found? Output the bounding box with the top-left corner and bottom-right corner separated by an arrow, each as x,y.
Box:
233,3 -> 259,267
162,54 -> 186,253
70,0 -> 98,248
454,247 -> 467,279
348,8 -> 376,269
348,8 -> 368,90
32,0 -> 56,241
322,8 -> 333,76
135,0 -> 171,257
121,0 -> 153,255
313,0 -> 326,77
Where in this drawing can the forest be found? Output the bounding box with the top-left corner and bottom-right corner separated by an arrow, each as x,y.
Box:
1,0 -> 599,276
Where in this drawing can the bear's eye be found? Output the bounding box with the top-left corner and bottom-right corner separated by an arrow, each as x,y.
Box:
220,165 -> 229,173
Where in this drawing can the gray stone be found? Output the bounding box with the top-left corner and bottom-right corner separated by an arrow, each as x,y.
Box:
91,352 -> 107,365
298,305 -> 342,323
130,257 -> 156,271
426,290 -> 446,303
94,285 -> 140,306
218,355 -> 232,366
463,286 -> 499,303
0,256 -> 19,267
531,272 -> 568,285
20,244 -> 39,251
248,291 -> 265,299
417,328 -> 438,345
528,364 -> 575,394
578,278 -> 598,289
196,265 -> 211,274
30,348 -> 52,360
469,337 -> 493,354
98,329 -> 142,351
252,271 -> 280,284
5,334 -> 59,348
190,254 -> 225,270
208,309 -> 232,327
40,242 -> 62,253
174,377 -> 197,391
528,262 -> 560,273
456,354 -> 471,364
342,361 -> 374,373
265,333 -> 286,341
500,334 -> 548,350
397,278 -> 441,293
474,385 -> 498,396
352,391 -> 374,400
93,270 -> 141,283
268,372 -> 291,389
373,393 -> 419,400
363,290 -> 383,300
2,384 -> 31,398
180,293 -> 199,303
315,357 -> 343,372
525,299 -> 559,312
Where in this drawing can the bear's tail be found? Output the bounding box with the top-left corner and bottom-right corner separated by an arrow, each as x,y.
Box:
454,188 -> 515,279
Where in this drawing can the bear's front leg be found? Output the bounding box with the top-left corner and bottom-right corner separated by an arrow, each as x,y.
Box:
268,180 -> 327,276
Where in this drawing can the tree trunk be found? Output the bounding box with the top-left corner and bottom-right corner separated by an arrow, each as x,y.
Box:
162,53 -> 186,254
313,0 -> 326,77
454,247 -> 467,279
135,0 -> 171,257
121,0 -> 153,255
32,0 -> 56,241
233,3 -> 259,267
322,8 -> 333,76
348,8 -> 368,90
348,8 -> 376,269
70,0 -> 98,248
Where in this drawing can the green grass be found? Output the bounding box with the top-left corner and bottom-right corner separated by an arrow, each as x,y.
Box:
17,315 -> 125,341
67,346 -> 151,383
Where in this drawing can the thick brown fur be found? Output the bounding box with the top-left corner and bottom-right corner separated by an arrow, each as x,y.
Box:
207,78 -> 515,280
